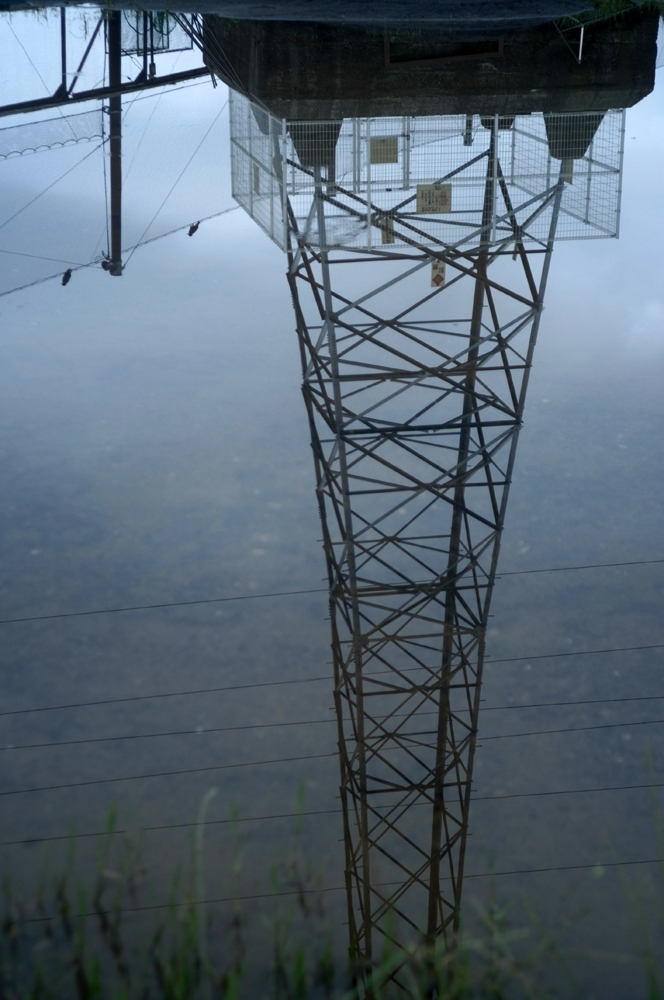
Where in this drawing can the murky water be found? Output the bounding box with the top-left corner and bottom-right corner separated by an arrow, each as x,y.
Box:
1,7 -> 663,997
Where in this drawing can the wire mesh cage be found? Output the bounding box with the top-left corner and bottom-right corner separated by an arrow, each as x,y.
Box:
230,91 -> 625,252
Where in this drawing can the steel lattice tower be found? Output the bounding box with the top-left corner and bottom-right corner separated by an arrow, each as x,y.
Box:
288,155 -> 564,990
229,100 -> 624,992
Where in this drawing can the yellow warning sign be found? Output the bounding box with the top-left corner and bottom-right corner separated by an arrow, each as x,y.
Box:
416,183 -> 452,214
431,259 -> 446,288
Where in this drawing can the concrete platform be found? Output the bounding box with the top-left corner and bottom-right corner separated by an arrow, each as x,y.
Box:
205,9 -> 658,118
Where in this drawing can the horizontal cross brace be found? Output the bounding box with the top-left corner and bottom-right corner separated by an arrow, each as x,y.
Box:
0,67 -> 209,119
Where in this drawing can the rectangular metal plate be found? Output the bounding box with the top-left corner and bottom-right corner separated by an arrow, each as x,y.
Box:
417,183 -> 452,214
370,136 -> 399,164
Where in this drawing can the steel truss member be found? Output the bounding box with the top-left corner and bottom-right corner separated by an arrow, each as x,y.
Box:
286,135 -> 566,992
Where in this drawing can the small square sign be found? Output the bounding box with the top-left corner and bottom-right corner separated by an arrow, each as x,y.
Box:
431,259 -> 446,288
370,136 -> 399,164
416,183 -> 452,214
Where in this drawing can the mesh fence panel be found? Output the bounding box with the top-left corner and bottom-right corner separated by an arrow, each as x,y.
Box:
230,97 -> 287,249
230,91 -> 625,251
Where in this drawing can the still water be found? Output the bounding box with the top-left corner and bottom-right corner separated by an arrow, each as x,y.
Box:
1,6 -> 664,997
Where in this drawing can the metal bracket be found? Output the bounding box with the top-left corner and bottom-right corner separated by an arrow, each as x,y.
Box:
554,20 -> 585,64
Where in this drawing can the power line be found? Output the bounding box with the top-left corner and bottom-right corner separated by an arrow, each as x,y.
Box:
481,717 -> 664,741
0,722 -> 662,799
484,694 -> 664,712
487,643 -> 664,666
0,585 -> 323,626
1,556 -> 661,627
474,781 -> 664,803
6,777 -> 664,850
0,673 -> 329,719
123,97 -> 228,269
2,641 -> 663,720
0,717 -> 332,751
0,204 -> 239,301
1,808 -> 338,848
129,78 -> 213,104
124,205 -> 239,251
0,141 -> 104,232
499,557 -> 664,576
0,751 -> 337,798
4,696 -> 664,753
16,857 -> 664,924
6,21 -> 77,138
0,248 -> 88,266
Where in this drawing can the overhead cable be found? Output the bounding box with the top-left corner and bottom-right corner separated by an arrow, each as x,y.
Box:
1,556 -> 661,627
6,789 -> 664,850
0,738 -> 662,801
15,860 -> 664,925
3,700 -> 664,753
123,98 -> 228,268
2,641 -> 663,720
0,205 -> 239,302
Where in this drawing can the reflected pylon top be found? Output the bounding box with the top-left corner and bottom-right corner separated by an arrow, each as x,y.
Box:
230,93 -> 625,252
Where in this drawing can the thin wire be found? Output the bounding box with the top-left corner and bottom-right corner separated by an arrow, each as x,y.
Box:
2,641 -> 663,720
122,81 -> 166,182
487,643 -> 664,666
499,557 -> 664,576
0,585 -> 326,626
8,21 -> 52,93
7,21 -> 75,136
482,716 -> 664,741
87,77 -> 163,264
485,694 -> 664,712
122,98 -> 228,269
0,205 -> 239,301
122,205 -> 238,252
0,751 -> 337,797
0,141 -> 105,232
15,859 -> 664,924
0,248 -> 87,266
3,808 -> 338,847
0,270 -> 87,300
4,700 -> 664,754
6,786 -> 664,850
0,674 -> 328,719
0,717 -> 332,751
0,723 -> 662,800
2,557 -> 661,627
129,78 -> 212,102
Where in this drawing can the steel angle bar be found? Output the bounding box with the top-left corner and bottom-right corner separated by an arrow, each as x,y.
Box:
0,68 -> 210,119
448,181 -> 560,251
304,270 -> 532,373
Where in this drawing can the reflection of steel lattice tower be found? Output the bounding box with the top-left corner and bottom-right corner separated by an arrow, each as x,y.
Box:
230,99 -> 624,988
